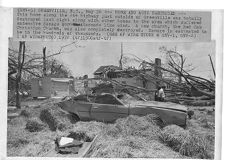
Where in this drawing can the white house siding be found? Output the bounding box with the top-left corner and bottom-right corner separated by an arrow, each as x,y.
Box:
31,77 -> 74,98
51,81 -> 70,97
31,77 -> 51,98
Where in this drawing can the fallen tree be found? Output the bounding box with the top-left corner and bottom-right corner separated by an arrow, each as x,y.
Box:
95,51 -> 215,105
130,53 -> 215,99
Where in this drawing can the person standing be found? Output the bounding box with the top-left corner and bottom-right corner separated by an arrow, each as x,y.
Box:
158,86 -> 165,101
155,87 -> 160,101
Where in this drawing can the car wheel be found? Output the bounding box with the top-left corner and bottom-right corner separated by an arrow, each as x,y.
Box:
155,117 -> 165,128
70,113 -> 80,123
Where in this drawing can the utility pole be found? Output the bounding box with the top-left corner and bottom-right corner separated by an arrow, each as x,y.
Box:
119,42 -> 123,69
43,47 -> 47,77
208,54 -> 215,77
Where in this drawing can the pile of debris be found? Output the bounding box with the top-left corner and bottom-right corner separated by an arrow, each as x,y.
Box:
89,56 -> 215,106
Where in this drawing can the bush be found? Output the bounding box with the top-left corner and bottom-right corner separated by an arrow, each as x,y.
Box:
67,131 -> 92,142
187,110 -> 194,119
71,121 -> 106,140
20,109 -> 31,118
25,118 -> 45,132
40,108 -> 58,131
39,105 -> 73,131
57,122 -> 67,131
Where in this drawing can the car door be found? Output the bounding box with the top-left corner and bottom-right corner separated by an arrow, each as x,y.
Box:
72,95 -> 94,120
90,94 -> 128,122
60,96 -> 92,120
75,101 -> 92,120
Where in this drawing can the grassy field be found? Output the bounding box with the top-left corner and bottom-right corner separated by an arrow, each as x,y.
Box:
7,99 -> 215,158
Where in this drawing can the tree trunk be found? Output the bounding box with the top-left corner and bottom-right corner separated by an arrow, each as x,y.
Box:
178,54 -> 183,84
15,76 -> 21,108
43,47 -> 47,76
15,41 -> 25,109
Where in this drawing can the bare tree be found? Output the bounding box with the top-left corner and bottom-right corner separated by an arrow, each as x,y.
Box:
47,58 -> 72,78
119,53 -> 214,99
9,41 -> 80,78
167,55 -> 215,98
8,41 -> 81,107
15,41 -> 25,108
159,46 -> 195,83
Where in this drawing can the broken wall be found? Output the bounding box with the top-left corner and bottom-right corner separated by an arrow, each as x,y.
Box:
31,77 -> 52,98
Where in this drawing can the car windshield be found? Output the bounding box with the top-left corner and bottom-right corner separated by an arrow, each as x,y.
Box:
73,95 -> 95,102
117,93 -> 142,105
73,94 -> 124,105
95,94 -> 123,105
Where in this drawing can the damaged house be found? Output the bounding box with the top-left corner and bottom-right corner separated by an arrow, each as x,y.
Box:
92,58 -> 169,99
31,77 -> 75,98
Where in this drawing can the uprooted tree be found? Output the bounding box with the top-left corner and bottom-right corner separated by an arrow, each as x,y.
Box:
140,56 -> 214,99
100,47 -> 215,102
158,46 -> 214,98
159,46 -> 195,84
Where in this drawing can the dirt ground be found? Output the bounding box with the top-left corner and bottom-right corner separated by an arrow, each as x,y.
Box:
7,98 -> 215,158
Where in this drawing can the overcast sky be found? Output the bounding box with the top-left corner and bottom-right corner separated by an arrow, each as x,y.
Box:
9,40 -> 215,79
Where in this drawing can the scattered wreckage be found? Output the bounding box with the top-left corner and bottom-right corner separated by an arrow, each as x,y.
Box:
58,93 -> 187,127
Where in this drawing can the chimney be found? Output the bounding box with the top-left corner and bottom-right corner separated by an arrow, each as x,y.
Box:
154,58 -> 162,88
154,58 -> 162,78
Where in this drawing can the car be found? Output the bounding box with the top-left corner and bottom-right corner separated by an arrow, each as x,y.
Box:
58,93 -> 187,127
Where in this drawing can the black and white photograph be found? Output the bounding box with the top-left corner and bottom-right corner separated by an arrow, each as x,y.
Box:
7,40 -> 216,158
0,5 -> 223,160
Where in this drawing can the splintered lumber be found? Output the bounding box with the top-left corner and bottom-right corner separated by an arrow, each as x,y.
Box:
128,55 -> 215,99
104,78 -> 157,93
81,135 -> 99,157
